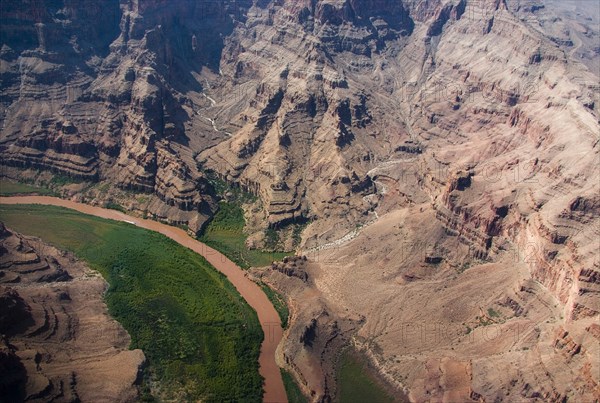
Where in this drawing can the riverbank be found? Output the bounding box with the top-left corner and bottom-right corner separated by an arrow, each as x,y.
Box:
0,196 -> 287,402
337,347 -> 402,403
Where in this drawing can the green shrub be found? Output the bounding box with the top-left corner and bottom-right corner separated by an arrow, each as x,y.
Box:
337,349 -> 395,403
105,201 -> 126,213
281,369 -> 308,403
200,202 -> 287,268
0,179 -> 54,196
0,205 -> 264,401
260,283 -> 289,328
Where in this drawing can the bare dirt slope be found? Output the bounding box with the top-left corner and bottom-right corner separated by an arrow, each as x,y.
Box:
0,222 -> 145,402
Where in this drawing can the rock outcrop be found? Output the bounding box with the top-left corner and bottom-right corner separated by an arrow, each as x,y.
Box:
251,257 -> 362,402
0,223 -> 145,402
270,255 -> 309,282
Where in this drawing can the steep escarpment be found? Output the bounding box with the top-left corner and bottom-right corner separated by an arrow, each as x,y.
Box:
404,0 -> 600,322
199,0 -> 414,233
0,222 -> 144,401
277,0 -> 598,400
200,0 -> 598,322
221,0 -> 597,401
1,0 -> 254,231
1,0 -> 597,238
251,256 -> 363,401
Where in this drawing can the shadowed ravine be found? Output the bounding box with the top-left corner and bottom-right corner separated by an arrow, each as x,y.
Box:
0,196 -> 287,403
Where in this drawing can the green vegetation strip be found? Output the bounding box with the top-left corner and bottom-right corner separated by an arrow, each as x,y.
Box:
337,349 -> 396,403
0,204 -> 263,402
200,202 -> 288,269
260,282 -> 290,329
281,369 -> 308,403
0,179 -> 54,196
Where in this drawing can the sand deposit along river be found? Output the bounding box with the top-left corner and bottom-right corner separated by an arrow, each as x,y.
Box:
0,196 -> 287,403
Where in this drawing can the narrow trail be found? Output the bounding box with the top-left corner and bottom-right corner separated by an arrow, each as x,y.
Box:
0,196 -> 288,403
198,91 -> 232,137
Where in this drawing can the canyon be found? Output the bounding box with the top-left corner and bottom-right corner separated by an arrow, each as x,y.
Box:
1,0 -> 599,402
0,195 -> 287,403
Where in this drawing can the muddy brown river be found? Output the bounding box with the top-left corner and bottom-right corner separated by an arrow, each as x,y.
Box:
0,196 -> 287,403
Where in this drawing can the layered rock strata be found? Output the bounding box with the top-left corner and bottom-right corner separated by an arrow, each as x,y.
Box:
0,223 -> 144,402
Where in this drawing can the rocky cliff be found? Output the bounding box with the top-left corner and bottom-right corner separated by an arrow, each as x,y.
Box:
1,0 -> 247,231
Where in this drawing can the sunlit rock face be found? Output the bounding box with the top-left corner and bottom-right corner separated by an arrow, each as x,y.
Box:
1,1 -> 599,401
1,0 -> 242,230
